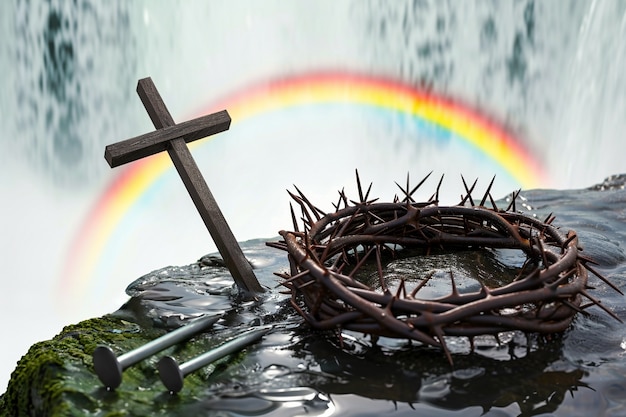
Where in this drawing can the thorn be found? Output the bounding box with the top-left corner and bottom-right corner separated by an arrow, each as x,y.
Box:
434,174 -> 444,203
289,189 -> 315,227
432,325 -> 453,366
395,278 -> 407,299
319,225 -> 341,264
293,184 -> 326,220
410,272 -> 434,298
488,192 -> 498,211
479,176 -> 496,207
584,263 -> 624,295
580,289 -> 623,323
404,172 -> 412,203
364,181 -> 373,203
333,190 -> 344,211
506,189 -> 521,212
577,253 -> 599,265
409,171 -> 433,200
561,232 -> 578,251
395,180 -> 412,203
277,280 -> 293,289
459,176 -> 477,206
347,246 -> 376,278
561,299 -> 585,314
338,188 -> 349,209
335,209 -> 359,240
406,172 -> 410,195
544,212 -> 555,225
295,280 -> 318,290
355,169 -> 365,203
280,270 -> 310,285
383,293 -> 396,313
266,241 -> 287,251
289,202 -> 299,233
449,271 -> 459,297
478,281 -> 491,297
319,242 -> 333,265
396,171 -> 432,203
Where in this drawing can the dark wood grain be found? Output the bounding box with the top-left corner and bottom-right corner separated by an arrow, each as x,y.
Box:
104,110 -> 231,167
104,77 -> 263,293
136,76 -> 175,129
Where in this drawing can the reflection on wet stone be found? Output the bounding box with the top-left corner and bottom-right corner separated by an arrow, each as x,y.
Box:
1,181 -> 622,414
199,387 -> 334,416
86,177 -> 625,416
262,364 -> 291,380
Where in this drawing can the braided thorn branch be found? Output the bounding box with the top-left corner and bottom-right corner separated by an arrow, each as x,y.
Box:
268,172 -> 623,364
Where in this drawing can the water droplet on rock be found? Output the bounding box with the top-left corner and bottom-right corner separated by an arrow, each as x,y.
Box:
262,364 -> 291,379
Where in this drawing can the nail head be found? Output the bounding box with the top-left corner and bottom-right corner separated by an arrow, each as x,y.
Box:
157,356 -> 184,393
93,345 -> 123,389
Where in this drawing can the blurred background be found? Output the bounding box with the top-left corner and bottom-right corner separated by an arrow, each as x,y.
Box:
1,0 -> 625,391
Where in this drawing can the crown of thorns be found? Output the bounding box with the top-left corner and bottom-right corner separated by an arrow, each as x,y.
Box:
268,172 -> 623,363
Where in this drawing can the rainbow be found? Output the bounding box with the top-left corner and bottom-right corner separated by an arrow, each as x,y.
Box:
59,72 -> 549,307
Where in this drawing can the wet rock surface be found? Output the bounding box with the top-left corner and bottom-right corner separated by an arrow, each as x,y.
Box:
3,180 -> 626,416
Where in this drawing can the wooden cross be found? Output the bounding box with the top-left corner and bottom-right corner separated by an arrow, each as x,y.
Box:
105,77 -> 263,293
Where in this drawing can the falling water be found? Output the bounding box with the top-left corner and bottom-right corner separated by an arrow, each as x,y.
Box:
2,0 -> 626,397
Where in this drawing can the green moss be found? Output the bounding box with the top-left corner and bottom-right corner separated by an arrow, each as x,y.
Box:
0,315 -> 241,417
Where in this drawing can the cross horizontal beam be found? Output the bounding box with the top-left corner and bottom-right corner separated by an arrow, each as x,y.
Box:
104,110 -> 231,168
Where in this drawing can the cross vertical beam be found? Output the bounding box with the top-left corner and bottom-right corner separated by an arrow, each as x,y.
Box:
105,77 -> 263,293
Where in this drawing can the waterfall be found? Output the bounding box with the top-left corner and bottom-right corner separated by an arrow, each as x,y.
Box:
2,0 -> 626,392
548,0 -> 626,187
4,1 -> 626,189
357,0 -> 626,188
